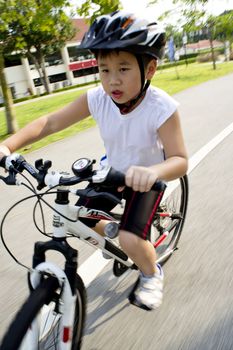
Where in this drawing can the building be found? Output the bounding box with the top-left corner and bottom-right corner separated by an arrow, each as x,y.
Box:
177,39 -> 224,56
0,19 -> 99,103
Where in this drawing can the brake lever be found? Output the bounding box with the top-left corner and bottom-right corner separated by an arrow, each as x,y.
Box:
0,170 -> 18,185
75,188 -> 122,205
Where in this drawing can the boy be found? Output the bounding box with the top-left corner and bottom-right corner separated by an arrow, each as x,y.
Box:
0,11 -> 188,310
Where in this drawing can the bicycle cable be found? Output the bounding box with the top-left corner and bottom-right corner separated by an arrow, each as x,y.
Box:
0,171 -> 81,269
16,170 -> 48,237
0,193 -> 45,270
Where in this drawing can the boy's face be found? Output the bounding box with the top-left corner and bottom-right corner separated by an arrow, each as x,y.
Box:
98,51 -> 142,104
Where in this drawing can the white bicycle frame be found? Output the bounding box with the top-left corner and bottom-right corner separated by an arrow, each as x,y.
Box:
19,186 -> 133,350
67,204 -> 134,266
21,263 -> 76,350
1,158 -> 181,349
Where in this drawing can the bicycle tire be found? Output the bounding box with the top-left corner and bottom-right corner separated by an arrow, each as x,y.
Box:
0,274 -> 86,350
150,175 -> 189,264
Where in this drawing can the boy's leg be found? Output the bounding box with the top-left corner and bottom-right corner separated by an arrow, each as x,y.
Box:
119,230 -> 157,275
119,229 -> 163,309
119,187 -> 165,310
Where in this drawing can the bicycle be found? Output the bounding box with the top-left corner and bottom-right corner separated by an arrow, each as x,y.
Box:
0,154 -> 188,349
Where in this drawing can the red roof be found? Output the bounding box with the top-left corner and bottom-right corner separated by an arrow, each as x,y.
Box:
68,18 -> 90,43
186,39 -> 223,50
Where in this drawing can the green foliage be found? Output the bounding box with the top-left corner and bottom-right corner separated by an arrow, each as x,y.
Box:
0,0 -> 76,74
0,0 -> 77,130
172,0 -> 208,4
215,11 -> 233,43
77,0 -> 122,23
158,57 -> 196,70
0,0 -> 29,54
0,0 -> 77,94
11,0 -> 76,55
179,52 -> 198,60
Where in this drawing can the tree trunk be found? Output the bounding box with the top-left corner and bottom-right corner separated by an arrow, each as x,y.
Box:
0,51 -> 18,134
27,50 -> 51,94
39,53 -> 51,94
210,38 -> 216,70
208,27 -> 216,70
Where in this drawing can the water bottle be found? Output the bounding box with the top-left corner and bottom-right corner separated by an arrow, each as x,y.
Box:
104,222 -> 119,239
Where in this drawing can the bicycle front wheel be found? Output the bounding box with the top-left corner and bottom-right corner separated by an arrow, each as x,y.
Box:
150,175 -> 189,264
0,274 -> 86,350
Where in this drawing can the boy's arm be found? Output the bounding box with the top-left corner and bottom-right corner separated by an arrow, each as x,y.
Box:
125,110 -> 188,192
0,93 -> 90,157
152,109 -> 188,181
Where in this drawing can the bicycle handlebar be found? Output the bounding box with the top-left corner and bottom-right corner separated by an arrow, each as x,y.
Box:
0,154 -> 166,192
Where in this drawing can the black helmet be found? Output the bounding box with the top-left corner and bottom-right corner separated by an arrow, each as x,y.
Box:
80,10 -> 166,60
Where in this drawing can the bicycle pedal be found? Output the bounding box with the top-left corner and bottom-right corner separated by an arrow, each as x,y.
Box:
113,260 -> 129,277
128,277 -> 139,304
129,297 -> 152,311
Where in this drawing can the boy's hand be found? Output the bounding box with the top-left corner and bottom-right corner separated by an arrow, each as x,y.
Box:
0,146 -> 11,171
0,145 -> 10,159
125,165 -> 158,192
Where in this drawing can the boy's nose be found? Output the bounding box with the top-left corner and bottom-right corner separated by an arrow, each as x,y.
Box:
109,74 -> 121,86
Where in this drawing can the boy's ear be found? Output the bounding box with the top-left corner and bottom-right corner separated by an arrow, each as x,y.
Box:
146,59 -> 157,80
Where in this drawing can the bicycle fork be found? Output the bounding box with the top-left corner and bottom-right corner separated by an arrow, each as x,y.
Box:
26,238 -> 78,349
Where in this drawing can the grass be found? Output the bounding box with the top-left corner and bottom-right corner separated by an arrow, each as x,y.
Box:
0,60 -> 233,153
152,60 -> 233,95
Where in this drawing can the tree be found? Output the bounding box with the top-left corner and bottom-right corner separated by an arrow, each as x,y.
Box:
215,10 -> 233,54
0,50 -> 19,134
77,0 -> 122,23
0,0 -> 24,133
0,0 -> 76,135
151,0 -> 224,70
15,0 -> 76,94
170,1 -> 233,66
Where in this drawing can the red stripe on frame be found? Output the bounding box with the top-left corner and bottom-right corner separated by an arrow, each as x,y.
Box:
63,327 -> 70,343
154,231 -> 169,248
121,191 -> 136,229
142,191 -> 164,240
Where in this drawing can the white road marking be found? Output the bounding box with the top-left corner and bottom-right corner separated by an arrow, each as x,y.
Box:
78,121 -> 233,287
78,250 -> 110,287
187,121 -> 233,175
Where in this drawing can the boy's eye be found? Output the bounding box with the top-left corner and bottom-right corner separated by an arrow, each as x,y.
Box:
120,68 -> 129,72
100,69 -> 109,73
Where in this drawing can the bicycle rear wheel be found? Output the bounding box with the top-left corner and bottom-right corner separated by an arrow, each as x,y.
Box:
0,274 -> 86,350
150,175 -> 189,264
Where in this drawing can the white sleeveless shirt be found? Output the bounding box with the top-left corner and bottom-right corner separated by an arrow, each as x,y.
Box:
87,85 -> 179,173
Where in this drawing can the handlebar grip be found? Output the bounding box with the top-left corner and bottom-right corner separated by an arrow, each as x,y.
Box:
105,168 -> 166,192
151,181 -> 167,192
105,168 -> 125,187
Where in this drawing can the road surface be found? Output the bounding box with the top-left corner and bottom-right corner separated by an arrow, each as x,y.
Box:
0,73 -> 233,349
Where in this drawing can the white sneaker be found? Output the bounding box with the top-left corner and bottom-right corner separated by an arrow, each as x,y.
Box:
134,264 -> 164,310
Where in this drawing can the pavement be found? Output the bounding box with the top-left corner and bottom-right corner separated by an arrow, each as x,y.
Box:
0,72 -> 233,349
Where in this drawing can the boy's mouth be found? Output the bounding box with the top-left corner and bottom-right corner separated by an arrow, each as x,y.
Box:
111,90 -> 123,99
